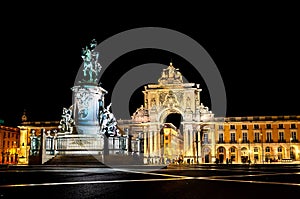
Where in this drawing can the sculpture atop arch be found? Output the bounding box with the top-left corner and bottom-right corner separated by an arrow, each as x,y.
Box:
158,62 -> 183,85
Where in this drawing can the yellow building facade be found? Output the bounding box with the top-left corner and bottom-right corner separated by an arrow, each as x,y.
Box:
0,125 -> 20,164
17,121 -> 59,165
215,116 -> 300,164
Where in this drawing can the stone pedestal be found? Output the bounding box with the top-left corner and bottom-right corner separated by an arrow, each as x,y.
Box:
71,84 -> 107,135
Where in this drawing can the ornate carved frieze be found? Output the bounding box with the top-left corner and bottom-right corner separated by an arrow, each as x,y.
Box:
163,90 -> 180,108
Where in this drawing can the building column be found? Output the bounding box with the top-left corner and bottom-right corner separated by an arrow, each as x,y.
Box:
18,127 -> 29,165
149,131 -> 153,161
143,131 -> 147,164
153,131 -> 158,163
197,130 -> 202,163
183,124 -> 193,160
183,127 -> 188,157
226,148 -> 230,163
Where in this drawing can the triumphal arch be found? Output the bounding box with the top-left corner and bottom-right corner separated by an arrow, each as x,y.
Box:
118,62 -> 217,164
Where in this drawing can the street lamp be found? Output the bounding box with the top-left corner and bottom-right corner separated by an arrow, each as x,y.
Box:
13,141 -> 16,164
289,137 -> 293,160
238,138 -> 241,164
260,131 -> 264,164
248,136 -> 251,164
195,129 -> 199,164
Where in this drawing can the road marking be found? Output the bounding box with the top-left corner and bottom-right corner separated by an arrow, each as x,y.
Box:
2,174 -> 299,188
209,171 -> 300,179
199,177 -> 300,187
112,168 -> 187,178
0,177 -> 188,188
1,168 -> 299,188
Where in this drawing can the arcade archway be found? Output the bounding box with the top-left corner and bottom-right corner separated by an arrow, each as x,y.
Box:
217,146 -> 226,163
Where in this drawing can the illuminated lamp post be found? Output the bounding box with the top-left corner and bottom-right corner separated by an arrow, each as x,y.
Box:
195,129 -> 199,164
238,138 -> 241,164
248,135 -> 251,164
289,137 -> 293,160
194,127 -> 202,164
260,131 -> 264,164
13,141 -> 16,164
196,112 -> 203,165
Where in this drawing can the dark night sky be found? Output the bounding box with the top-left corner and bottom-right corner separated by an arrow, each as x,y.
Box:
0,7 -> 299,126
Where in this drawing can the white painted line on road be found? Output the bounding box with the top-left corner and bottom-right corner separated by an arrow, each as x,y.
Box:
112,168 -> 187,178
0,168 -> 115,173
200,177 -> 300,187
0,177 -> 188,188
1,168 -> 300,188
1,173 -> 300,188
208,172 -> 299,179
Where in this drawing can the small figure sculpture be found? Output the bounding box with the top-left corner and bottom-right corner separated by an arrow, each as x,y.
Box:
98,100 -> 120,137
59,106 -> 75,133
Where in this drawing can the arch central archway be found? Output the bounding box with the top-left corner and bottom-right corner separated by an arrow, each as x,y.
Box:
158,110 -> 184,165
164,113 -> 183,129
158,108 -> 183,125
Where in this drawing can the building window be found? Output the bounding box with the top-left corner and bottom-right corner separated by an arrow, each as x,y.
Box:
242,125 -> 247,130
218,133 -> 224,143
8,133 -> 10,138
242,132 -> 248,142
266,132 -> 272,142
218,125 -> 223,130
254,132 -> 260,142
254,147 -> 259,153
278,147 -> 282,152
254,124 -> 259,129
230,125 -> 235,130
203,133 -> 208,143
230,133 -> 236,142
165,136 -> 168,140
3,132 -> 6,138
278,124 -> 284,129
2,140 -> 5,147
279,132 -> 284,142
266,124 -> 272,129
266,147 -> 270,152
218,147 -> 224,153
291,124 -> 296,129
230,147 -> 235,152
291,131 -> 296,141
7,141 -> 9,147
